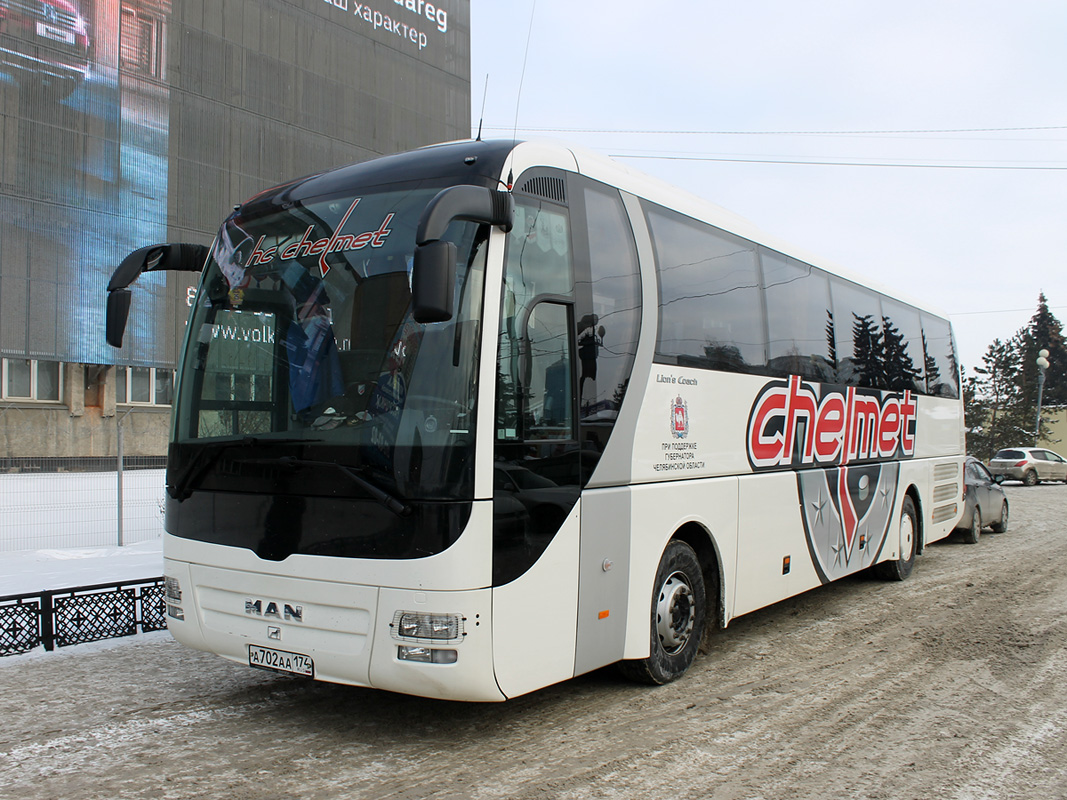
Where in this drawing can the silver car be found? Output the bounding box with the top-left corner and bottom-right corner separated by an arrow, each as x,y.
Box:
988,447 -> 1067,486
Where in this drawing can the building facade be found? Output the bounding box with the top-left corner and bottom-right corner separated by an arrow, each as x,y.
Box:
0,0 -> 471,465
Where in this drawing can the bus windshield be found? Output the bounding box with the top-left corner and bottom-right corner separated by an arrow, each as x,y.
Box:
171,183 -> 487,504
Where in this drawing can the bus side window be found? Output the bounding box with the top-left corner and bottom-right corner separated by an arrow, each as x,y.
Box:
524,302 -> 575,441
644,203 -> 766,373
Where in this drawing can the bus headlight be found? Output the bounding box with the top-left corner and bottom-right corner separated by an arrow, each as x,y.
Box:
391,611 -> 464,642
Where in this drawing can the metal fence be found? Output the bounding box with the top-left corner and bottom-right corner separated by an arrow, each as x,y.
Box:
0,578 -> 167,656
0,460 -> 166,553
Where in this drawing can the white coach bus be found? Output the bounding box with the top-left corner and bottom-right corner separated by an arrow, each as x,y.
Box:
107,139 -> 965,701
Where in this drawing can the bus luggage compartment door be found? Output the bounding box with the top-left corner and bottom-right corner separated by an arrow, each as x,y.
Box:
574,486 -> 631,676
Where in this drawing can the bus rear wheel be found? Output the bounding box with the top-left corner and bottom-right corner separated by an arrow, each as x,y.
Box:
874,495 -> 917,581
619,539 -> 706,685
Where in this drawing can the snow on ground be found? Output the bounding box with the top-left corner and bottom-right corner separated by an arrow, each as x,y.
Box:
0,538 -> 163,597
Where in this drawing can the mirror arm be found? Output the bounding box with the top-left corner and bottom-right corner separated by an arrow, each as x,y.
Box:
106,243 -> 209,348
411,187 -> 513,324
415,185 -> 513,246
108,243 -> 209,292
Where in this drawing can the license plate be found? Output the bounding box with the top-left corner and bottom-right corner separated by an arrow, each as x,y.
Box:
37,22 -> 76,45
248,645 -> 314,677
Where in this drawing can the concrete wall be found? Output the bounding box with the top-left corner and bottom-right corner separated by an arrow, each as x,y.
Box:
0,365 -> 170,460
1037,406 -> 1067,457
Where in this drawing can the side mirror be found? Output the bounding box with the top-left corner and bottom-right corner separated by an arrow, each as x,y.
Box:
106,243 -> 208,348
412,240 -> 457,324
411,186 -> 513,324
105,289 -> 133,348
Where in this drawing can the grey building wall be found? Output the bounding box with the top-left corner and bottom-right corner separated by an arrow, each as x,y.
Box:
0,0 -> 471,462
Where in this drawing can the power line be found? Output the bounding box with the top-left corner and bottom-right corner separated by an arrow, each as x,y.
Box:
950,306 -> 1067,317
484,124 -> 1067,136
607,154 -> 1067,171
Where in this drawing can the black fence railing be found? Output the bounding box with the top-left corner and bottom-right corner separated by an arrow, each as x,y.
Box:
0,578 -> 167,656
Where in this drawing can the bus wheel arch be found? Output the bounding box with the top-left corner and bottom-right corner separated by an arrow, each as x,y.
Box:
619,524 -> 719,685
672,522 -> 724,635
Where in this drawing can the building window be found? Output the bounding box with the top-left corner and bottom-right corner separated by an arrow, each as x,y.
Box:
116,366 -> 174,405
1,359 -> 63,401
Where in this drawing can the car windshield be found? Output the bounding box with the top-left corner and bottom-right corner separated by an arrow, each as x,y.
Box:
171,183 -> 488,502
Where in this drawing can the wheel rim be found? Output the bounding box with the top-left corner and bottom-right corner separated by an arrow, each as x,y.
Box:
656,571 -> 696,655
901,509 -> 915,560
971,509 -> 981,540
1000,504 -> 1009,529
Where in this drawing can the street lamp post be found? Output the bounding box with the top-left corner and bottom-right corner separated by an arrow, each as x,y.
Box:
1035,348 -> 1050,441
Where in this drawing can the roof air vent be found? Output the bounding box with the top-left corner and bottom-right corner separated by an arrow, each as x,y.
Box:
519,176 -> 566,204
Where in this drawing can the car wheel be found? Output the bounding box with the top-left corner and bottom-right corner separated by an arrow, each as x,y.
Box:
990,501 -> 1009,533
962,507 -> 981,544
875,496 -> 917,581
1023,470 -> 1039,486
619,539 -> 706,685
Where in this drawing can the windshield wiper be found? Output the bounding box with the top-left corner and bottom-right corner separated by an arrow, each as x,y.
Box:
274,456 -> 412,517
167,437 -> 316,500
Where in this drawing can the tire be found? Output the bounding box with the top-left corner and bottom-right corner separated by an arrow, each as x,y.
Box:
1023,470 -> 1039,486
990,501 -> 1009,533
619,539 -> 706,685
962,507 -> 981,544
875,495 -> 917,581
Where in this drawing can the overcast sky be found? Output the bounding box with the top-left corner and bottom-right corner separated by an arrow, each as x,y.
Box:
470,1 -> 1067,375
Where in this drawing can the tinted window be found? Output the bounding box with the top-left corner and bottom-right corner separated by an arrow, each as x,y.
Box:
761,249 -> 834,382
830,278 -> 883,387
995,450 -> 1024,459
577,184 -> 641,424
497,195 -> 576,441
879,298 -> 925,393
921,313 -> 960,398
646,204 -> 765,373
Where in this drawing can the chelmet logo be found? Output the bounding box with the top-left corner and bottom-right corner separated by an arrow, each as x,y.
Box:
747,375 -> 917,583
747,375 -> 917,470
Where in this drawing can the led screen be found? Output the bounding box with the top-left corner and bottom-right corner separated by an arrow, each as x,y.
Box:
0,0 -> 470,367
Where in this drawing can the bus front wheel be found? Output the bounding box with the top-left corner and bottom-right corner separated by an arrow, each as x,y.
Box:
619,539 -> 706,685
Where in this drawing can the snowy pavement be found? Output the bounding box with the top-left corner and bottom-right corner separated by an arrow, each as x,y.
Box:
0,539 -> 163,597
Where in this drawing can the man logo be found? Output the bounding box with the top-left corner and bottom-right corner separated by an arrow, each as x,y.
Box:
245,598 -> 303,622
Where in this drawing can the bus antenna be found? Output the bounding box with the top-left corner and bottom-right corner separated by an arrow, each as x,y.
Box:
512,0 -> 538,146
476,74 -> 489,141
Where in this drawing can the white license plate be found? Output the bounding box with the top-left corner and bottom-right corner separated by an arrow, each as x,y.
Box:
37,22 -> 75,45
248,645 -> 314,677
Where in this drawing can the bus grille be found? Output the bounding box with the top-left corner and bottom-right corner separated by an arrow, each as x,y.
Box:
931,504 -> 958,524
934,462 -> 959,481
933,483 -> 959,503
